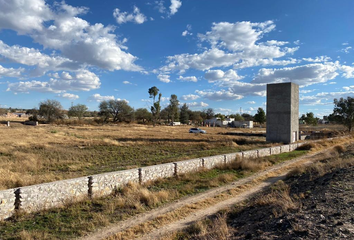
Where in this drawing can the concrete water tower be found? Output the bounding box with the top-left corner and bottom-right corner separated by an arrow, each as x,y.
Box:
266,82 -> 299,143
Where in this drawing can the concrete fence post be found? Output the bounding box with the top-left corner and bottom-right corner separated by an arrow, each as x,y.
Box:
173,163 -> 178,177
6,121 -> 10,127
138,168 -> 142,184
35,121 -> 39,126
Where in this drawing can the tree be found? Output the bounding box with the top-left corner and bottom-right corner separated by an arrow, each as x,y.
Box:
234,113 -> 244,121
135,108 -> 151,123
0,108 -> 6,115
99,100 -> 134,122
332,97 -> 354,131
68,104 -> 88,120
168,94 -> 179,122
204,108 -> 215,119
254,107 -> 266,127
39,99 -> 64,122
148,86 -> 161,126
300,112 -> 317,125
180,103 -> 189,124
241,113 -> 254,121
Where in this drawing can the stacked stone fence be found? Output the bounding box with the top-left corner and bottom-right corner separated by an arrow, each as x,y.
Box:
0,141 -> 309,221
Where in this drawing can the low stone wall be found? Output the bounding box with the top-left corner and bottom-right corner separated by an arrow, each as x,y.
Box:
140,163 -> 175,183
0,141 -> 310,220
90,169 -> 139,198
270,146 -> 281,155
203,155 -> 225,169
19,177 -> 88,213
242,149 -> 258,159
258,148 -> 271,157
175,158 -> 203,175
0,189 -> 15,221
280,145 -> 290,153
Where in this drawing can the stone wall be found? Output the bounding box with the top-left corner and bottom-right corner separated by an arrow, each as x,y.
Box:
90,169 -> 139,198
140,163 -> 175,183
0,188 -> 15,221
0,142 -> 307,220
19,176 -> 88,213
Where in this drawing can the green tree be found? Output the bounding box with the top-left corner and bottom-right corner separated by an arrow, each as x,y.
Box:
68,104 -> 88,120
99,100 -> 134,123
300,112 -> 317,125
234,113 -> 244,121
135,108 -> 151,123
254,107 -> 266,126
332,97 -> 354,131
168,94 -> 179,122
39,99 -> 64,122
204,108 -> 215,119
180,103 -> 189,124
241,113 -> 254,121
148,86 -> 161,126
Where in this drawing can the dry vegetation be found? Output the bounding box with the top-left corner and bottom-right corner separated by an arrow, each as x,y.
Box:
0,121 -> 273,190
172,142 -> 354,240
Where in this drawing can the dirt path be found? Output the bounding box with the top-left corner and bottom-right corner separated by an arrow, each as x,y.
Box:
79,147 -> 335,240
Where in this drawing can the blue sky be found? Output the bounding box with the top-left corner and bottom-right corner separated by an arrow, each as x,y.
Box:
0,0 -> 354,118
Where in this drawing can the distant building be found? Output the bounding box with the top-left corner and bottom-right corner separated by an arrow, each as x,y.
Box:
204,118 -> 234,127
231,121 -> 253,128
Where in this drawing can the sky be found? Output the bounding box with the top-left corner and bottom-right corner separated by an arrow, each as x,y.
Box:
0,0 -> 354,118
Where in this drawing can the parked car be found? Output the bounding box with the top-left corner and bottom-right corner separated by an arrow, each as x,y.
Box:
189,128 -> 206,134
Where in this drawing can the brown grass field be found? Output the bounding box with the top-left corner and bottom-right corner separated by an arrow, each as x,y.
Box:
0,120 -> 276,190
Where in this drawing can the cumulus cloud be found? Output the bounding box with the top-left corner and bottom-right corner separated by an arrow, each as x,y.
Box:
123,81 -> 132,84
0,0 -> 142,74
186,101 -> 209,108
195,89 -> 243,101
157,74 -> 171,83
252,63 -> 339,87
57,93 -> 79,100
170,0 -> 182,15
0,65 -> 24,78
87,94 -> 115,102
303,56 -> 331,62
7,70 -> 100,94
160,21 -> 298,73
181,94 -> 200,101
341,46 -> 352,54
204,69 -> 243,84
178,75 -> 197,82
182,24 -> 192,36
113,6 -> 147,24
300,91 -> 354,105
246,101 -> 256,104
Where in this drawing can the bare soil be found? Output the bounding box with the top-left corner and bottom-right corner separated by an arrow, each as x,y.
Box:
226,149 -> 354,239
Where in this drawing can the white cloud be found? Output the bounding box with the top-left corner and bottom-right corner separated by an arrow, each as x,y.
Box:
182,24 -> 192,36
178,75 -> 198,82
303,56 -> 331,62
215,108 -> 232,114
0,65 -> 24,78
246,101 -> 256,104
181,94 -> 200,101
196,89 -> 243,101
341,64 -> 354,78
154,0 -> 166,14
123,81 -> 132,84
342,42 -> 349,46
294,40 -> 301,45
160,21 -> 299,73
300,89 -> 316,94
341,46 -> 352,54
0,1 -> 142,73
186,101 -> 209,108
157,74 -> 171,83
300,91 -> 354,105
88,94 -> 115,102
343,86 -> 354,91
204,69 -> 243,84
57,93 -> 79,100
252,63 -> 339,87
113,6 -> 147,24
7,70 -> 100,94
169,0 -> 182,15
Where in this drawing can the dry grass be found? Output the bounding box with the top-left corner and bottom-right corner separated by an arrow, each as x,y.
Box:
0,123 -> 271,190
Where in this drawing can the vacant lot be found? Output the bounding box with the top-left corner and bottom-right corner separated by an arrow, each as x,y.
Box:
0,122 -> 272,190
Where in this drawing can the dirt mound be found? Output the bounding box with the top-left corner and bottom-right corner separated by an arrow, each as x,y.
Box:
227,166 -> 354,239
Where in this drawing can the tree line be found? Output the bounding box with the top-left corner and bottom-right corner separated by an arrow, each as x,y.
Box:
1,88 -> 353,131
